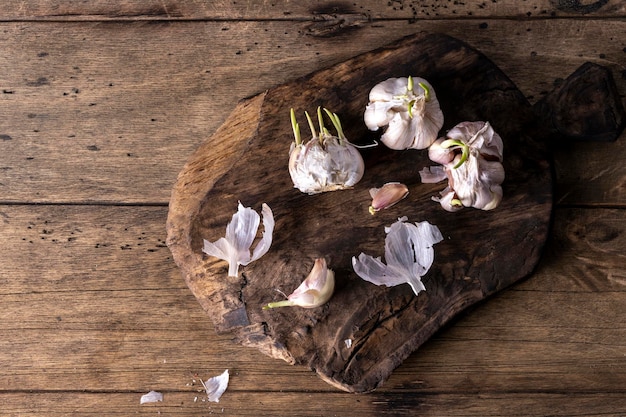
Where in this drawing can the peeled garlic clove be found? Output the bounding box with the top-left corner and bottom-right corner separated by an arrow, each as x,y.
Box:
263,258 -> 335,309
368,182 -> 409,214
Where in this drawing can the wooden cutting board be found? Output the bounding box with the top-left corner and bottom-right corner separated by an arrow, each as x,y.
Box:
166,32 -> 553,393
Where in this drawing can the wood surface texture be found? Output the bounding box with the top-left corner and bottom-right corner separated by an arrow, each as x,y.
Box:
1,0 -> 625,415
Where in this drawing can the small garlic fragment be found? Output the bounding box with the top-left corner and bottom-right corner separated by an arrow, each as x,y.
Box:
289,107 -> 364,194
352,217 -> 443,295
368,182 -> 409,215
140,391 -> 163,404
202,202 -> 274,277
263,258 -> 335,309
201,370 -> 229,403
364,76 -> 444,150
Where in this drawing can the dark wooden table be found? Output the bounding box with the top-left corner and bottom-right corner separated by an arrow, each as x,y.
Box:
1,1 -> 625,415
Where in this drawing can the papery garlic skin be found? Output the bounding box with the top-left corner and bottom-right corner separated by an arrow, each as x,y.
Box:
202,202 -> 274,277
364,77 -> 444,150
289,108 -> 364,194
421,121 -> 505,211
352,218 -> 443,295
202,370 -> 229,403
369,182 -> 409,215
263,258 -> 335,309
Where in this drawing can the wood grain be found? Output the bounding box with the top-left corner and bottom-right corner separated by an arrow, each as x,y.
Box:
0,205 -> 624,412
1,0 -> 625,415
2,0 -> 624,20
0,19 -> 623,204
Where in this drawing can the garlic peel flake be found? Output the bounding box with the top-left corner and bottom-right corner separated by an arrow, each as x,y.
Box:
352,218 -> 443,295
140,391 -> 163,404
202,202 -> 274,277
202,369 -> 229,403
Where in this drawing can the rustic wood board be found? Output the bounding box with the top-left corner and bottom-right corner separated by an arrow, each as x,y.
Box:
166,32 -> 553,393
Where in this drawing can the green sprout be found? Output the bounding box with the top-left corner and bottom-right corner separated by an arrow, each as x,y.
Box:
305,110 -> 316,139
440,139 -> 470,169
407,99 -> 417,118
290,108 -> 301,146
407,75 -> 414,92
418,82 -> 430,102
263,299 -> 296,310
451,198 -> 463,207
323,108 -> 346,144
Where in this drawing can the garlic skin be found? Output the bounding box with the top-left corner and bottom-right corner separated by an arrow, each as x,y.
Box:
202,202 -> 274,277
202,370 -> 229,403
263,258 -> 335,309
364,76 -> 444,150
352,217 -> 443,295
368,182 -> 409,215
289,108 -> 364,194
420,121 -> 505,211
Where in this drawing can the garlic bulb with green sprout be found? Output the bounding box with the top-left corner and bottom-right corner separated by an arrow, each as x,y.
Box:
202,202 -> 274,277
420,121 -> 505,211
368,182 -> 409,215
289,107 -> 365,194
263,258 -> 335,309
352,217 -> 443,295
364,76 -> 444,150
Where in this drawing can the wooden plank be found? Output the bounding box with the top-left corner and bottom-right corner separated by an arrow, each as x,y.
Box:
0,19 -> 624,204
1,391 -> 626,417
0,206 -> 624,394
1,0 -> 624,20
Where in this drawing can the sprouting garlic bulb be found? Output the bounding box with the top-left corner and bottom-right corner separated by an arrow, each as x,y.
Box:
364,76 -> 444,150
288,107 -> 364,194
420,121 -> 505,211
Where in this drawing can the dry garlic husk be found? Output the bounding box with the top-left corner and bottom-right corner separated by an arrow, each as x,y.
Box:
263,258 -> 335,309
420,121 -> 504,211
364,76 -> 444,150
202,202 -> 274,277
201,370 -> 229,403
368,182 -> 409,215
289,107 -> 364,194
352,217 -> 443,295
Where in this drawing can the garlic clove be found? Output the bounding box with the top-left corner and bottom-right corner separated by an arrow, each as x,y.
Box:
263,258 -> 335,309
368,182 -> 409,214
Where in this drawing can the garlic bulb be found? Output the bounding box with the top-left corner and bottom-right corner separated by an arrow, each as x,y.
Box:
263,258 -> 335,309
368,182 -> 409,215
364,76 -> 444,150
352,217 -> 443,296
289,107 -> 364,194
202,202 -> 274,277
420,121 -> 505,211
